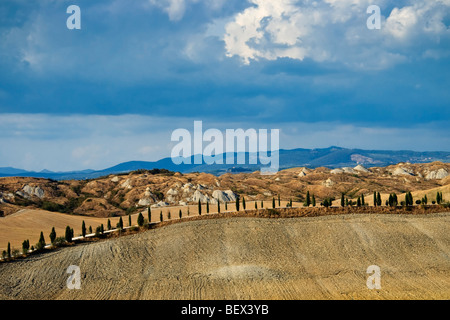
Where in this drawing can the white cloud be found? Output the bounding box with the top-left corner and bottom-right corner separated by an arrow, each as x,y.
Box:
384,1 -> 449,41
222,0 -> 450,69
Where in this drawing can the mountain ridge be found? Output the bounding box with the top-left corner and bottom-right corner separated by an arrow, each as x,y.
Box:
1,146 -> 449,180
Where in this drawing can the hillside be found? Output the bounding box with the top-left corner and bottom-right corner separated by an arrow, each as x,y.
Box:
1,162 -> 449,219
0,214 -> 449,300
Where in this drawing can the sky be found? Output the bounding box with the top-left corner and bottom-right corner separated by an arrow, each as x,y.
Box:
0,0 -> 449,171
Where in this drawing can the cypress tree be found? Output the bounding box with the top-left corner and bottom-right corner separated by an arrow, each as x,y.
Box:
82,221 -> 86,237
373,192 -> 377,207
198,200 -> 202,215
437,192 -> 443,204
261,200 -> 263,208
305,191 -> 311,207
147,207 -> 151,223
168,211 -> 171,219
107,219 -> 111,231
272,197 -> 275,208
236,197 -> 240,211
389,193 -> 398,207
278,194 -> 281,206
405,192 -> 413,206
100,224 -> 104,234
179,209 -> 182,219
255,201 -> 257,209
138,212 -> 144,226
128,214 -> 132,227
206,200 -> 209,214
218,199 -> 221,213
22,240 -> 30,255
50,227 -> 56,244
312,194 -> 316,207
118,217 -> 123,230
242,197 -> 246,210
160,211 -> 163,222
341,193 -> 345,207
225,202 -> 228,211
345,198 -> 349,206
65,226 -> 72,242
89,226 -> 92,234
7,242 -> 11,258
95,226 -> 101,237
357,197 -> 361,207
361,194 -> 365,206
377,192 -> 382,206
39,231 -> 45,247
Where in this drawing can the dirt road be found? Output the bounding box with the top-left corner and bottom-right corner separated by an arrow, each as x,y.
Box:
0,213 -> 449,300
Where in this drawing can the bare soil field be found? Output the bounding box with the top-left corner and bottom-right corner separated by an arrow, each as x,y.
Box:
0,213 -> 449,300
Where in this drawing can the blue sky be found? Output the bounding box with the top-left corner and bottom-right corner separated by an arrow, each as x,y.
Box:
0,0 -> 449,171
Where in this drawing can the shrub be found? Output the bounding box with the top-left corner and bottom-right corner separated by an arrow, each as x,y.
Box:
321,198 -> 333,208
126,206 -> 137,216
41,201 -> 64,213
266,208 -> 279,216
35,240 -> 45,251
53,237 -> 66,247
12,249 -> 20,258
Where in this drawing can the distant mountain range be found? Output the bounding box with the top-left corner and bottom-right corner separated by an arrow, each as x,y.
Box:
1,146 -> 449,180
